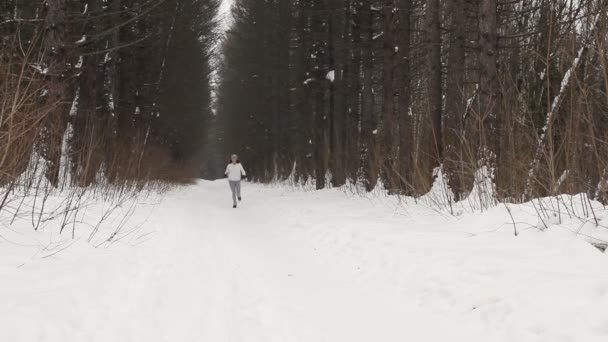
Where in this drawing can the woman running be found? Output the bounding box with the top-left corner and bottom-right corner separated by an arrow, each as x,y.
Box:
225,154 -> 247,208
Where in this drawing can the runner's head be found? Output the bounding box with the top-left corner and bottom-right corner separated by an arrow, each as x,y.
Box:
231,154 -> 238,163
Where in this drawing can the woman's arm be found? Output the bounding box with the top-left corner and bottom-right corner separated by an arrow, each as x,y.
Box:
240,164 -> 246,176
225,164 -> 230,175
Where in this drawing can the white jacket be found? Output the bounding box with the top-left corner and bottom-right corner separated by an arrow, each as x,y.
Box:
225,163 -> 246,181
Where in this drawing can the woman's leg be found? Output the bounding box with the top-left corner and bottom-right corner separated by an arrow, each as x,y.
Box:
236,181 -> 241,200
229,181 -> 237,205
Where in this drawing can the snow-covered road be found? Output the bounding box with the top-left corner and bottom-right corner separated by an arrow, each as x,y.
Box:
2,180 -> 608,341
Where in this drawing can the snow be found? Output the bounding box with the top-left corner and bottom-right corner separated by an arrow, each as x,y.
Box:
372,32 -> 384,40
219,0 -> 233,30
1,180 -> 608,341
31,64 -> 49,74
326,70 -> 335,82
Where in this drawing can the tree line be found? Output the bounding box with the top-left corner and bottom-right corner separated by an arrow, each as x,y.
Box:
216,0 -> 608,203
1,0 -> 219,191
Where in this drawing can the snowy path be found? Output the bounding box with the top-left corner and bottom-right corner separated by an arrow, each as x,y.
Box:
2,180 -> 608,341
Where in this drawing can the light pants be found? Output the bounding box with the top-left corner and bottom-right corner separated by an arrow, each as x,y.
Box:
229,180 -> 241,205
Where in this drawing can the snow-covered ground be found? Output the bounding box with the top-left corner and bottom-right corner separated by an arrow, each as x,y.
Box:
1,180 -> 608,342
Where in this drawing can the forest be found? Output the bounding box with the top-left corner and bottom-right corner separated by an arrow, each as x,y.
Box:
1,0 -> 219,194
216,0 -> 608,205
3,0 -> 608,207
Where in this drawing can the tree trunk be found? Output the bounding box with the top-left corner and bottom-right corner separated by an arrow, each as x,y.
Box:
444,0 -> 467,200
397,0 -> 413,193
381,0 -> 398,192
42,0 -> 70,187
346,2 -> 361,182
311,0 -> 329,189
478,0 -> 499,194
425,0 -> 442,163
329,0 -> 347,187
277,0 -> 291,178
360,1 -> 376,191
